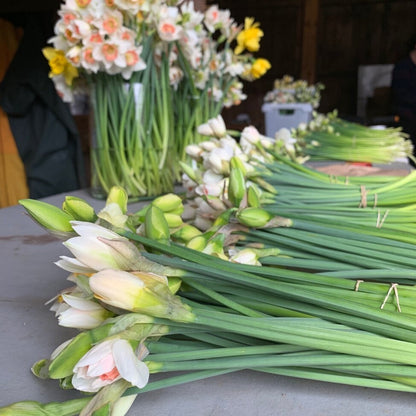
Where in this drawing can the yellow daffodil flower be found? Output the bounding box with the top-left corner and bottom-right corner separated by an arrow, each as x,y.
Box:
42,47 -> 79,86
235,17 -> 264,55
250,58 -> 271,79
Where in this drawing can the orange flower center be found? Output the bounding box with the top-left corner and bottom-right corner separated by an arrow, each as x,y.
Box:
76,0 -> 91,7
161,23 -> 176,35
89,33 -> 103,43
102,44 -> 118,61
103,17 -> 119,34
83,48 -> 95,64
65,28 -> 77,43
63,13 -> 76,25
125,50 -> 139,66
99,367 -> 120,381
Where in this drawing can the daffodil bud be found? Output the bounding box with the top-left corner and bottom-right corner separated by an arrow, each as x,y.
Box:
152,193 -> 183,213
236,207 -> 272,228
49,323 -> 113,379
208,115 -> 227,138
212,208 -> 236,229
164,213 -> 183,228
106,186 -> 128,214
145,205 -> 170,242
186,235 -> 207,251
19,199 -> 74,234
247,185 -> 261,208
228,163 -> 246,208
62,196 -> 97,222
98,203 -> 128,228
197,115 -> 227,138
230,156 -> 247,175
203,234 -> 227,260
89,270 -> 193,322
0,399 -> 89,415
185,144 -> 203,159
171,224 -> 202,243
179,161 -> 199,182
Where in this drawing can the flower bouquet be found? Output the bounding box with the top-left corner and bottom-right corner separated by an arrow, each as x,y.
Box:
264,74 -> 324,109
43,0 -> 271,199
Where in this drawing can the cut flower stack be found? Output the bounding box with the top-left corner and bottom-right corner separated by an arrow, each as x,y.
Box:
4,115 -> 416,415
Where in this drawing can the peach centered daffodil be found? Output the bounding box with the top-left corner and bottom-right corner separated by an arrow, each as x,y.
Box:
42,47 -> 79,85
72,339 -> 149,393
234,17 -> 264,55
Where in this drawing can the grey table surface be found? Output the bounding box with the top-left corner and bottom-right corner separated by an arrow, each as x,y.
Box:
2,189 -> 416,415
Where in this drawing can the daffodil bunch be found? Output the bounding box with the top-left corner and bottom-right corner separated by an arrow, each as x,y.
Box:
10,185 -> 416,415
178,115 -> 278,232
289,110 -> 414,163
264,74 -> 324,109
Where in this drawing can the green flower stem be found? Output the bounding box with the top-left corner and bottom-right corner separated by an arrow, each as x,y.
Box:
261,367 -> 416,392
88,37 -> 174,198
124,369 -> 235,397
190,311 -> 416,365
120,233 -> 416,344
147,343 -> 308,362
145,351 -> 391,373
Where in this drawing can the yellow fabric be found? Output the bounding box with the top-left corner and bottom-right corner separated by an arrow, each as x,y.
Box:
0,19 -> 29,208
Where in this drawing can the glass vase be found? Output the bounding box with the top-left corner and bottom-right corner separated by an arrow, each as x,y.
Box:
88,73 -> 174,200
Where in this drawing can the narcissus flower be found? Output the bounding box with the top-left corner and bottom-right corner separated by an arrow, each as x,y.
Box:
42,47 -> 79,85
89,269 -> 194,321
234,17 -> 264,55
50,294 -> 112,330
72,339 -> 149,392
250,58 -> 271,79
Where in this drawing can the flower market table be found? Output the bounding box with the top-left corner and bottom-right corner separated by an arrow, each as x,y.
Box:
2,189 -> 416,415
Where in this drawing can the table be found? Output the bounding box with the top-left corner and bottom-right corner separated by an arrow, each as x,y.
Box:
2,189 -> 416,415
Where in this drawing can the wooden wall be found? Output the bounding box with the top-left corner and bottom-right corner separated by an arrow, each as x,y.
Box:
210,0 -> 416,131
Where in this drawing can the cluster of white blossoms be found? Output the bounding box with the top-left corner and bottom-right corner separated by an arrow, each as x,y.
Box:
181,115 -> 275,231
46,0 -> 252,105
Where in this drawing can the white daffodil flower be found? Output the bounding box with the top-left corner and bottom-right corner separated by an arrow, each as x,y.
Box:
197,115 -> 227,138
199,140 -> 219,152
72,339 -> 149,393
60,221 -> 142,272
54,294 -> 111,330
185,144 -> 204,159
97,202 -> 128,228
63,235 -> 123,271
55,256 -> 95,274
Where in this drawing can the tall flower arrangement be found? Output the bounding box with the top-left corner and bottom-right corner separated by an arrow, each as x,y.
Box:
43,0 -> 271,198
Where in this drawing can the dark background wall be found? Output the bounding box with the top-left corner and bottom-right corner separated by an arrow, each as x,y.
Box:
2,0 -> 416,133
210,0 -> 416,131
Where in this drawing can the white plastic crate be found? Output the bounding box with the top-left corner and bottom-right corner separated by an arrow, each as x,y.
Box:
262,102 -> 313,137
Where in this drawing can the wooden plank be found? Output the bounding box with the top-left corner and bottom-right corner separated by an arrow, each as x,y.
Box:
300,0 -> 320,83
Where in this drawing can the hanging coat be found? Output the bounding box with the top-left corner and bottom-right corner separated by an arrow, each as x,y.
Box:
0,14 -> 86,199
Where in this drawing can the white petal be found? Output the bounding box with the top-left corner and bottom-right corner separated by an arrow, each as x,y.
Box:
64,237 -> 120,270
72,374 -> 99,393
113,339 -> 149,389
55,256 -> 95,274
74,340 -> 114,370
58,308 -> 103,329
86,354 -> 115,377
70,221 -> 122,240
62,294 -> 102,311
